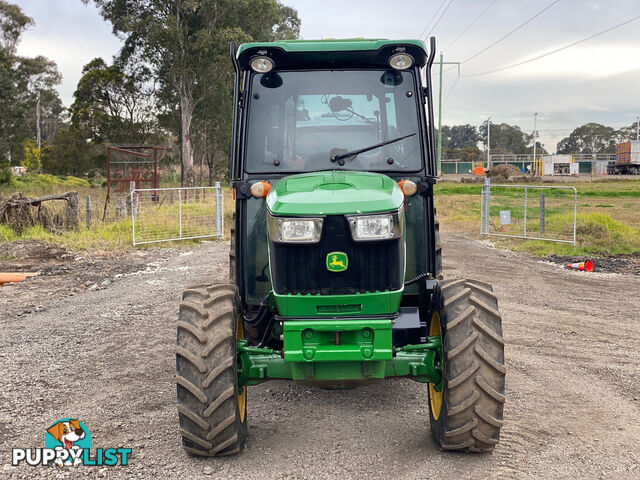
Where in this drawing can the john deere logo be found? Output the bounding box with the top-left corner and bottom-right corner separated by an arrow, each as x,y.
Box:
326,252 -> 348,272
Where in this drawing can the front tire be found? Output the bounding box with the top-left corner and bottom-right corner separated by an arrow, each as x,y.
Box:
176,283 -> 247,456
428,278 -> 505,452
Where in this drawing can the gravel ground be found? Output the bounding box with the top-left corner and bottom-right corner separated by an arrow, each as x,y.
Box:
1,234 -> 639,479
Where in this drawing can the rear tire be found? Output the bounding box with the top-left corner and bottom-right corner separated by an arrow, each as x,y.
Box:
176,283 -> 247,456
428,278 -> 505,452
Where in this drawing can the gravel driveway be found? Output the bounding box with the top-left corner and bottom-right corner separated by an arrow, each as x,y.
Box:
1,234 -> 639,479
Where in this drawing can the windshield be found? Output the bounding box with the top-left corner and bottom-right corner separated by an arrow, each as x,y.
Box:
245,70 -> 423,173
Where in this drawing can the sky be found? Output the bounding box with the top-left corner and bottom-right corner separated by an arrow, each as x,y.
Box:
14,0 -> 640,152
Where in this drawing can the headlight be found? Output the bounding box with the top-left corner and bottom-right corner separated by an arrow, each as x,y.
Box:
268,215 -> 323,243
347,211 -> 403,241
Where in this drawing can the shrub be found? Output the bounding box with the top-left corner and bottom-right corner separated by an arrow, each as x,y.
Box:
0,167 -> 12,185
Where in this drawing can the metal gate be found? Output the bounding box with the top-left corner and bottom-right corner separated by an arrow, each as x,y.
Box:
480,180 -> 577,245
131,184 -> 224,246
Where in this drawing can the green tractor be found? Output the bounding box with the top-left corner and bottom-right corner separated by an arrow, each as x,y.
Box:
175,37 -> 505,456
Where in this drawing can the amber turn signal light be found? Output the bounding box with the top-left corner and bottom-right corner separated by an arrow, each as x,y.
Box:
398,179 -> 417,196
250,181 -> 272,198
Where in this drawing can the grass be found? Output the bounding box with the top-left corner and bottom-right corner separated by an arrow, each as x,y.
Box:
0,224 -> 18,243
502,213 -> 640,257
434,178 -> 640,257
2,174 -> 639,257
436,179 -> 640,198
2,173 -> 91,191
0,174 -> 234,251
15,222 -> 136,250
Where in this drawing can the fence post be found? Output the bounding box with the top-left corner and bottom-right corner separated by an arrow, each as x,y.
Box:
178,189 -> 182,239
573,188 -> 577,246
523,187 -> 527,238
215,181 -> 222,237
483,177 -> 490,234
116,197 -> 126,218
86,195 -> 91,229
130,182 -> 136,246
539,192 -> 545,234
64,192 -> 80,230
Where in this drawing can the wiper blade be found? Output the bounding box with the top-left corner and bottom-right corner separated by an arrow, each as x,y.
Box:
330,132 -> 416,163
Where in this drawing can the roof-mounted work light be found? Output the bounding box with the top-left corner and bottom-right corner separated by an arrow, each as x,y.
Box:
389,53 -> 414,70
250,56 -> 274,73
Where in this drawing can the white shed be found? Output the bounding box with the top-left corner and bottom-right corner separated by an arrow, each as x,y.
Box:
543,155 -> 578,176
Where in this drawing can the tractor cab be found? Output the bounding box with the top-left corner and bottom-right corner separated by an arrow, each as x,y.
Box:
175,38 -> 505,457
232,39 -> 439,321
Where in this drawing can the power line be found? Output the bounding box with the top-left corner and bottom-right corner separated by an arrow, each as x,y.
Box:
419,0 -> 449,40
443,76 -> 460,105
425,0 -> 456,39
462,0 -> 561,63
432,64 -> 458,77
443,0 -> 500,52
463,13 -> 640,77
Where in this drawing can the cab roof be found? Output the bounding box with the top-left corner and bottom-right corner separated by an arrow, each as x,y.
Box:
236,38 -> 429,71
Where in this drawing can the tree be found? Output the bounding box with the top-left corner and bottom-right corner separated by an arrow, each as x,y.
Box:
479,122 -> 531,154
524,142 -> 548,155
42,126 -> 98,176
31,88 -> 66,145
22,138 -> 42,172
0,49 -> 26,165
14,55 -> 63,149
556,123 -> 620,154
191,27 -> 251,185
0,2 -> 64,164
71,57 -> 157,144
86,0 -> 301,186
617,121 -> 639,142
441,124 -> 478,149
0,0 -> 33,55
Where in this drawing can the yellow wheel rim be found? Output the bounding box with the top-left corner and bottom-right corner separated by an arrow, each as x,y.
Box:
236,315 -> 247,423
428,311 -> 443,421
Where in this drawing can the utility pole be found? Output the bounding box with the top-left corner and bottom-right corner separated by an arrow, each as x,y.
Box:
434,57 -> 461,176
487,117 -> 491,171
533,112 -> 538,171
437,52 -> 443,176
636,116 -> 639,141
36,90 -> 41,150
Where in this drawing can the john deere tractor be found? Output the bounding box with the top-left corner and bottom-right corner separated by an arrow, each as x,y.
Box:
175,38 -> 505,456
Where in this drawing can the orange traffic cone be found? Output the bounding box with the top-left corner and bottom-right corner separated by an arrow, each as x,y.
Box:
566,261 -> 594,272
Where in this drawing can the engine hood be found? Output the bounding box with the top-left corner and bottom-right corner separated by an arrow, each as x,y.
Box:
266,170 -> 404,216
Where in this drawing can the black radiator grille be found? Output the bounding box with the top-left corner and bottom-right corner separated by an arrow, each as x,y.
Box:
270,215 -> 404,295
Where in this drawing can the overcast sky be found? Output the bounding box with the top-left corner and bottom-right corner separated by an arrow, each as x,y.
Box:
15,0 -> 640,152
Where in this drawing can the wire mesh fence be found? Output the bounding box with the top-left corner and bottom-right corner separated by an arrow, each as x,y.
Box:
480,182 -> 577,244
131,184 -> 224,245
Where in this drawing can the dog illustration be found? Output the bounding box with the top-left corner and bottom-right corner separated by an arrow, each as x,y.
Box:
47,419 -> 85,466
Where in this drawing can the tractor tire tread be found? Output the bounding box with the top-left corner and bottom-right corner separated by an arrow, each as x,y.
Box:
176,282 -> 246,457
430,278 -> 505,453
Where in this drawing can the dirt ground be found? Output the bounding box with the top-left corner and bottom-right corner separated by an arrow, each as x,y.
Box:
1,234 -> 639,479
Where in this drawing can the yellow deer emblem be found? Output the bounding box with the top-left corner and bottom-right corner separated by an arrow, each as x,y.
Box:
329,255 -> 345,268
326,252 -> 348,272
